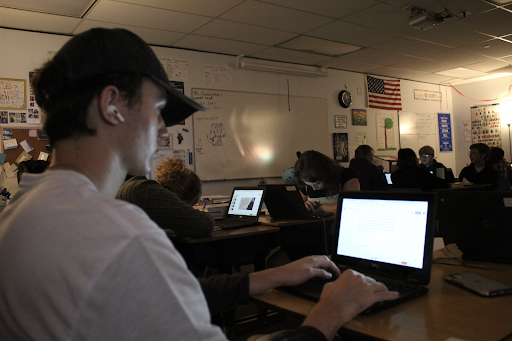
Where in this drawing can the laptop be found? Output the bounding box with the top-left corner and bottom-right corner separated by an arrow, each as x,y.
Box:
279,190 -> 437,315
437,191 -> 512,264
213,187 -> 265,230
259,184 -> 332,219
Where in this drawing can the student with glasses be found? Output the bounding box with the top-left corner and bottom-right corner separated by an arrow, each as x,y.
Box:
418,145 -> 455,183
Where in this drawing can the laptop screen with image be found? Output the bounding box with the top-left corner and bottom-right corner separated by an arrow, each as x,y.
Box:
226,188 -> 264,217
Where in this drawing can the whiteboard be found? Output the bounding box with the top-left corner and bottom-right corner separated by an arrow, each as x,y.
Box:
192,89 -> 329,181
399,112 -> 437,153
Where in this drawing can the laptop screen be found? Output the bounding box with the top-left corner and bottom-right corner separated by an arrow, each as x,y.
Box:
384,173 -> 392,184
332,191 -> 437,285
336,198 -> 428,269
227,188 -> 264,217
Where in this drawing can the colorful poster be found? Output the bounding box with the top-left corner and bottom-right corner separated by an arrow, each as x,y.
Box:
352,109 -> 367,126
333,133 -> 348,162
438,113 -> 452,152
470,104 -> 501,148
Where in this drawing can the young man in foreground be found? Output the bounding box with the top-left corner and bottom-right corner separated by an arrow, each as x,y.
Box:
0,28 -> 397,341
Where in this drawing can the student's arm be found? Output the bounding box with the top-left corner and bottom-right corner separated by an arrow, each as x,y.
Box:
342,178 -> 360,191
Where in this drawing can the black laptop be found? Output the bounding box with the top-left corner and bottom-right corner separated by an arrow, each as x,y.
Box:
259,184 -> 332,219
214,187 -> 265,230
279,190 -> 437,314
437,191 -> 512,264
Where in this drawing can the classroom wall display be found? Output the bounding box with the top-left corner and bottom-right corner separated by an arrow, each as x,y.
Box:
333,133 -> 348,162
352,109 -> 367,125
375,110 -> 398,151
470,104 -> 501,148
438,113 -> 452,152
334,115 -> 347,128
398,112 -> 437,153
191,88 -> 329,180
0,78 -> 26,110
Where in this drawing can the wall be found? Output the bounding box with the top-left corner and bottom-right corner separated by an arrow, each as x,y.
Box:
450,75 -> 512,176
0,28 -> 456,197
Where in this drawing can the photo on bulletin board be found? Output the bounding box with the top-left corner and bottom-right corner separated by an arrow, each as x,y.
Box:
333,133 -> 348,162
0,78 -> 26,110
170,81 -> 186,125
334,115 -> 347,129
352,109 -> 367,126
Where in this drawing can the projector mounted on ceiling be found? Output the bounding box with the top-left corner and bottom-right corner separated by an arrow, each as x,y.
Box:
409,7 -> 444,30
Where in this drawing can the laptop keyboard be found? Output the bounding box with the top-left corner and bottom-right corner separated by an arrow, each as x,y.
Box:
379,279 -> 418,296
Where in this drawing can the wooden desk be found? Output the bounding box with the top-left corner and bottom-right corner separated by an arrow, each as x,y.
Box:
171,225 -> 279,274
252,261 -> 512,341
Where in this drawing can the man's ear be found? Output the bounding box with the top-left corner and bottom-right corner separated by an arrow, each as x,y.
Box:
98,85 -> 123,125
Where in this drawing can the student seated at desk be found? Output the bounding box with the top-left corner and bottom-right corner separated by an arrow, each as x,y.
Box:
295,150 -> 360,215
116,158 -> 214,238
349,145 -> 387,190
391,148 -> 449,191
459,143 -> 499,191
0,28 -> 397,341
418,145 -> 455,183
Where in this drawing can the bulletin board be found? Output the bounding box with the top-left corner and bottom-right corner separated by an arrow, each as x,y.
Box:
398,112 -> 437,152
191,88 -> 329,181
1,127 -> 49,168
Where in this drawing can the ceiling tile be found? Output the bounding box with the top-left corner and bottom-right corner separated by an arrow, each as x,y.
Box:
369,66 -> 426,79
277,36 -> 361,56
259,0 -> 378,19
382,0 -> 494,15
372,36 -> 451,57
338,48 -> 428,66
74,20 -> 186,46
423,48 -> 489,66
457,38 -> 512,59
411,23 -> 491,48
390,58 -> 452,73
86,1 -> 211,33
0,0 -> 95,17
111,0 -> 244,17
250,47 -> 333,65
450,8 -> 512,37
464,59 -> 511,72
0,6 -> 80,34
220,0 -> 333,33
173,35 -> 267,56
193,19 -> 297,45
342,2 -> 419,37
407,73 -> 457,84
319,58 -> 384,72
308,20 -> 399,47
435,67 -> 487,79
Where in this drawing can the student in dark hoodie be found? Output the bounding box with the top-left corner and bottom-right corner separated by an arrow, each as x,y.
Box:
349,145 -> 387,190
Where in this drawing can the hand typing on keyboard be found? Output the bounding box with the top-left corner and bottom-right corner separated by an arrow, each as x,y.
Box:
302,269 -> 399,341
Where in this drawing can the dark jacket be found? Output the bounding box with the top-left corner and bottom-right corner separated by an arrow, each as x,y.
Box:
392,165 -> 449,191
349,158 -> 387,190
419,159 -> 455,183
459,162 -> 500,191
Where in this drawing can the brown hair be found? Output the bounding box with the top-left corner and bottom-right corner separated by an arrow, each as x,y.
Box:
294,150 -> 343,197
154,158 -> 202,205
397,148 -> 419,167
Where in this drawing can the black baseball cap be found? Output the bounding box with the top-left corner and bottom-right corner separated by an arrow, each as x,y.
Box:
54,28 -> 204,126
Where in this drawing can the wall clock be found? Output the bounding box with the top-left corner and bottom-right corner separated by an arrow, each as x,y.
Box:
338,90 -> 352,108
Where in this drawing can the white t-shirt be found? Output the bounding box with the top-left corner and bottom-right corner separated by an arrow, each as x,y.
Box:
0,171 -> 226,341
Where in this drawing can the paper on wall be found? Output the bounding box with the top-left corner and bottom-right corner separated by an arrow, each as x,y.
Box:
20,139 -> 34,152
3,139 -> 18,150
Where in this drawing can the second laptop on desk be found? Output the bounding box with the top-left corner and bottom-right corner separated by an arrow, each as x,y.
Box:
260,184 -> 332,219
279,190 -> 437,314
213,187 -> 265,230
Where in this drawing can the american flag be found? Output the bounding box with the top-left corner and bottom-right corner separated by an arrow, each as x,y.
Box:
366,75 -> 402,111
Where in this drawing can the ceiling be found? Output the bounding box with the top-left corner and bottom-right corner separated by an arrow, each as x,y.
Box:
2,0 -> 512,85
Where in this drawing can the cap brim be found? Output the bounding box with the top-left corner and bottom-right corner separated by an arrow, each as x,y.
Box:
150,76 -> 205,127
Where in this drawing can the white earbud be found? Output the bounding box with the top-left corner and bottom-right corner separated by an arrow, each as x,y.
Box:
107,105 -> 125,123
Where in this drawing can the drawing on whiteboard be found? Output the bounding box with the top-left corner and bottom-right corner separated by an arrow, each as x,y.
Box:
207,123 -> 226,146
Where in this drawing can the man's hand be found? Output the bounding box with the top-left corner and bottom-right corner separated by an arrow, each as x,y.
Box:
303,269 -> 399,340
248,256 -> 340,296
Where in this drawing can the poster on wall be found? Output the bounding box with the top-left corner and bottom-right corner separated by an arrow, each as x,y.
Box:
375,111 -> 398,151
437,113 -> 452,152
470,103 -> 501,148
333,133 -> 348,162
352,109 -> 367,126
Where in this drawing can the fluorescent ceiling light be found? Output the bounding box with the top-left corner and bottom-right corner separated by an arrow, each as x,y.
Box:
435,67 -> 487,79
236,55 -> 328,77
277,36 -> 361,57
